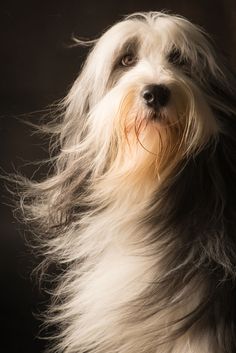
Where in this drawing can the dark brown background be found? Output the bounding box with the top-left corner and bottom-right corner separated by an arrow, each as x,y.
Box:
0,1 -> 235,352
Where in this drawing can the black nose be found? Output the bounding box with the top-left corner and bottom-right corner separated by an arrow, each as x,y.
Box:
142,84 -> 170,109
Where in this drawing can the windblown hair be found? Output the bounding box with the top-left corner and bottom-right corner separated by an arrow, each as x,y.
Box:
19,11 -> 236,353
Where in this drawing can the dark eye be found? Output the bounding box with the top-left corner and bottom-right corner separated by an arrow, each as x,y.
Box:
167,48 -> 189,67
120,53 -> 137,67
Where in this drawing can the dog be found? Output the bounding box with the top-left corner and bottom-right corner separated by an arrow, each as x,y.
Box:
20,11 -> 236,353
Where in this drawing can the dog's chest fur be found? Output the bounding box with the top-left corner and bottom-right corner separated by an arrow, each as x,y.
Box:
71,202 -> 215,353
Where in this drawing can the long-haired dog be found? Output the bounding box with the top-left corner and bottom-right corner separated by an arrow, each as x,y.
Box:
20,11 -> 236,353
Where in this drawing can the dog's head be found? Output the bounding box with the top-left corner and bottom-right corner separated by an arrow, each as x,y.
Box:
21,12 -> 236,239
61,12 -> 235,184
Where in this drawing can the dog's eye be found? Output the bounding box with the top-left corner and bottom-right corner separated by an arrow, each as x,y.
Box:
167,48 -> 188,66
120,53 -> 137,67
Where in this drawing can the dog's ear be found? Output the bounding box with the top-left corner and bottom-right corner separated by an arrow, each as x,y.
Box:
207,55 -> 236,205
16,44 -> 102,239
183,57 -> 236,279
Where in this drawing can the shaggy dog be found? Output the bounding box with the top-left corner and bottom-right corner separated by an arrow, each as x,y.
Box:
20,11 -> 236,353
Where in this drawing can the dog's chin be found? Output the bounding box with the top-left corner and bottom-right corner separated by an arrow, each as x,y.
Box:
149,108 -> 169,123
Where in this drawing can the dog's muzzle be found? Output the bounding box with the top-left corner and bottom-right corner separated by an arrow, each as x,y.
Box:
142,84 -> 170,111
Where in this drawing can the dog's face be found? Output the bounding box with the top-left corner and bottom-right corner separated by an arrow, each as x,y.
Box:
64,12 -> 233,184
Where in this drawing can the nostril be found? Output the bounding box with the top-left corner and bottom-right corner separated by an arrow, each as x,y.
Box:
142,90 -> 155,103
